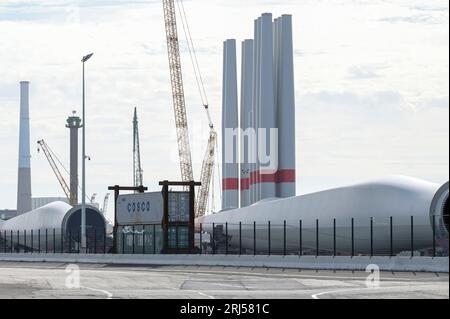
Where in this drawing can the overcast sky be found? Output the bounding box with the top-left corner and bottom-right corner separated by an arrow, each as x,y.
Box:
0,0 -> 448,221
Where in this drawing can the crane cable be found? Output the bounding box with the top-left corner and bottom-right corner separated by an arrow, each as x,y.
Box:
42,141 -> 92,203
215,137 -> 222,211
175,0 -> 209,113
175,0 -> 223,212
46,142 -> 70,176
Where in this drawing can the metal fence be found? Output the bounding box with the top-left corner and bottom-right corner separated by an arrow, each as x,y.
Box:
0,228 -> 112,254
197,215 -> 448,257
0,215 -> 448,257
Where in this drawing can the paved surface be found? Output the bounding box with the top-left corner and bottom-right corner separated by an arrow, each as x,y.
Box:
0,262 -> 448,299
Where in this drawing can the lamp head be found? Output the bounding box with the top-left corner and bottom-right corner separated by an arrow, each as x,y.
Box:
82,53 -> 94,62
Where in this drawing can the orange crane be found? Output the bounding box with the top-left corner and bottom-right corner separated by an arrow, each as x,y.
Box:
162,0 -> 218,217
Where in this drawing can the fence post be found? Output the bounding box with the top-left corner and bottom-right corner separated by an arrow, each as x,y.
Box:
4,230 -> 6,253
316,219 -> 319,257
17,230 -> 19,253
86,229 -> 89,253
24,230 -> 27,253
132,225 -> 135,255
370,217 -> 373,258
239,222 -> 242,256
45,229 -> 48,254
153,224 -> 156,254
283,220 -> 287,256
253,221 -> 256,256
31,230 -> 33,254
268,221 -> 271,256
61,227 -> 64,254
199,223 -> 203,255
390,216 -> 393,257
212,223 -> 215,255
225,222 -> 228,256
78,230 -> 80,254
94,228 -> 97,254
10,230 -> 13,253
104,228 -> 107,254
122,228 -> 125,254
351,218 -> 354,258
68,230 -> 71,254
411,216 -> 414,258
432,215 -> 436,258
143,225 -> 146,255
53,229 -> 56,254
333,218 -> 336,257
299,220 -> 302,257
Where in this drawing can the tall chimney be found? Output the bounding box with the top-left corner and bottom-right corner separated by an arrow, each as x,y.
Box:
222,39 -> 239,210
66,111 -> 82,206
17,81 -> 32,215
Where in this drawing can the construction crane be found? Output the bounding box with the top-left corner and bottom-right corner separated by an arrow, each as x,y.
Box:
90,193 -> 97,204
162,0 -> 218,217
195,130 -> 217,217
37,139 -> 96,205
162,0 -> 194,186
37,139 -> 71,201
102,193 -> 110,215
133,107 -> 144,190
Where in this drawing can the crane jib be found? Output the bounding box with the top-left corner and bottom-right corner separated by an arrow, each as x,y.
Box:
162,0 -> 217,216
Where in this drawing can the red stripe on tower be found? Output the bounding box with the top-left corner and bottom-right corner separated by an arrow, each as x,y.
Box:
223,178 -> 239,190
276,169 -> 296,183
240,178 -> 250,191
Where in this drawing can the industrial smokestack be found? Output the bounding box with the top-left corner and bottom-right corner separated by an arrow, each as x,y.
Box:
275,15 -> 296,198
222,39 -> 239,210
66,111 -> 82,206
240,39 -> 254,208
17,81 -> 32,215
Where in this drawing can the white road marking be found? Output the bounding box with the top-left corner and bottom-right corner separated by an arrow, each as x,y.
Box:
312,287 -> 371,299
80,285 -> 113,299
311,283 -> 445,299
215,283 -> 243,288
197,291 -> 215,299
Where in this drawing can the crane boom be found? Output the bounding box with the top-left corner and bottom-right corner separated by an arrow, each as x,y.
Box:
162,0 -> 194,184
196,130 -> 217,217
37,139 -> 71,201
162,0 -> 218,216
102,193 -> 110,215
133,107 -> 144,189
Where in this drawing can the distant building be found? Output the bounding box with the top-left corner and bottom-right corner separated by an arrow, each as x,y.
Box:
32,197 -> 69,210
0,210 -> 17,221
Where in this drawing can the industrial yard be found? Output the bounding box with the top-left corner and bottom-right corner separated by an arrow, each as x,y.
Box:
0,0 -> 448,302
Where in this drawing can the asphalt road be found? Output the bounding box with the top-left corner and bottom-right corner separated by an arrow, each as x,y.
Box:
0,262 -> 448,299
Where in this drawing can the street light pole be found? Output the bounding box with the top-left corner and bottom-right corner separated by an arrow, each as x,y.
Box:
81,53 -> 93,252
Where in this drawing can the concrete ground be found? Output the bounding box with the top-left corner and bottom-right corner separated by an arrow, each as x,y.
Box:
0,262 -> 448,299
